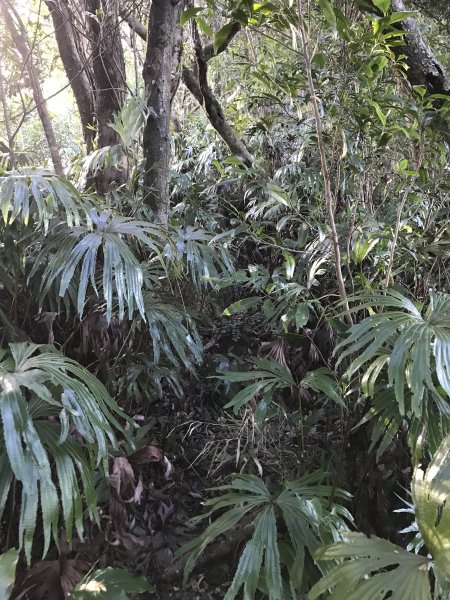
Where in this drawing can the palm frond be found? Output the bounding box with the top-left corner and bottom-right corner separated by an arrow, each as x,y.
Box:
177,472 -> 351,599
308,532 -> 432,600
0,343 -> 126,561
0,170 -> 89,230
163,225 -> 235,287
142,292 -> 203,369
337,290 -> 450,417
34,210 -> 166,321
216,358 -> 295,414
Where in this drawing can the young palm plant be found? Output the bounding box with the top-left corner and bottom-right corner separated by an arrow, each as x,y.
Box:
336,289 -> 450,420
0,342 -> 126,561
177,472 -> 352,599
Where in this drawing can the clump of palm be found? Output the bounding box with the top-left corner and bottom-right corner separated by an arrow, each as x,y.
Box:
216,357 -> 345,417
33,209 -> 166,321
337,290 -> 450,420
177,472 -> 352,599
0,342 -> 126,561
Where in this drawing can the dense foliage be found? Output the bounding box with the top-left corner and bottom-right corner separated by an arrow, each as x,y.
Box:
0,0 -> 449,598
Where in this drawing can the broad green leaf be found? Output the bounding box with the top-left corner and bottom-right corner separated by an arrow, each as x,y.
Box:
181,7 -> 204,26
308,533 -> 432,600
372,0 -> 391,15
0,549 -> 18,600
214,22 -> 234,55
318,0 -> 337,30
367,99 -> 387,126
283,252 -> 295,280
265,182 -> 289,206
196,16 -> 213,37
413,434 -> 450,579
223,296 -> 262,316
385,10 -> 416,24
295,304 -> 309,330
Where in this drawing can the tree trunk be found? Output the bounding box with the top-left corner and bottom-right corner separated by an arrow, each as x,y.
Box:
360,0 -> 450,98
391,0 -> 450,96
1,0 -> 64,175
124,12 -> 253,175
142,0 -> 183,224
86,0 -> 127,193
44,0 -> 96,153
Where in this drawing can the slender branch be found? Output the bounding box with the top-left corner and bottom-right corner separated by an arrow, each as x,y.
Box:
122,12 -> 253,164
1,0 -> 64,174
0,64 -> 16,168
296,0 -> 353,326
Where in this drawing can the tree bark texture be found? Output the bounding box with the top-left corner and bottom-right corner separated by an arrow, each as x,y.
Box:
142,0 -> 183,224
45,0 -> 96,153
1,0 -> 64,175
361,0 -> 450,98
86,0 -> 127,193
125,12 -> 252,172
391,0 -> 450,96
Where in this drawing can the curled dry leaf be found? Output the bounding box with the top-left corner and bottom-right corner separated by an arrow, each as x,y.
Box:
110,457 -> 142,503
128,444 -> 173,479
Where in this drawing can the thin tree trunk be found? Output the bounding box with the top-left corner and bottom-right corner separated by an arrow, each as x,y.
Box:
142,0 -> 183,224
0,64 -> 16,169
1,0 -> 64,174
86,0 -> 127,193
296,0 -> 352,326
44,0 -> 96,153
123,13 -> 253,167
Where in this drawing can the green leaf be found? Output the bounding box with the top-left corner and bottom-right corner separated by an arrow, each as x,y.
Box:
295,304 -> 309,330
301,368 -> 346,409
0,549 -> 18,600
223,296 -> 262,316
385,10 -> 415,24
283,252 -> 295,280
195,16 -> 213,37
372,0 -> 391,15
265,182 -> 289,206
336,290 -> 450,419
308,533 -> 432,600
224,507 -> 282,600
318,0 -> 337,30
367,99 -> 387,126
181,7 -> 204,26
413,434 -> 450,579
214,22 -> 234,55
0,343 -> 126,561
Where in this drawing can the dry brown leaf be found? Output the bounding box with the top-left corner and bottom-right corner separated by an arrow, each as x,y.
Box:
17,558 -> 89,599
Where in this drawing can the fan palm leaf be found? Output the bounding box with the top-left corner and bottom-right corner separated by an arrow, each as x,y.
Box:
33,210 -> 166,321
337,290 -> 450,417
0,343 -> 126,561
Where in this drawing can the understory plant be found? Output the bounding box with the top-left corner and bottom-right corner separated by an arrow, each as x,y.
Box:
177,472 -> 352,599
